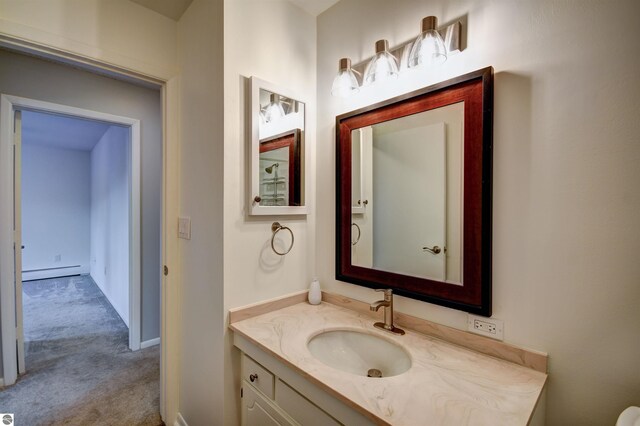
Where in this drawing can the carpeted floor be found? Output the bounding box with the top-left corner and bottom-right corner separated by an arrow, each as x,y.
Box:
0,275 -> 162,425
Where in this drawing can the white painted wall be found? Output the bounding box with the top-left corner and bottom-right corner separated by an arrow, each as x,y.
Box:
0,0 -> 178,80
21,143 -> 91,280
0,48 -> 162,344
175,0 -> 225,424
223,1 -> 317,423
90,126 -> 129,326
317,1 -> 640,424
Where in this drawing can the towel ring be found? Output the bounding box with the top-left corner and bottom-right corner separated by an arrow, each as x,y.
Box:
271,222 -> 294,256
351,222 -> 361,246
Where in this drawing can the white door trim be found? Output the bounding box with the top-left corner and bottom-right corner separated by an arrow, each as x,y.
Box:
0,95 -> 142,379
13,110 -> 24,375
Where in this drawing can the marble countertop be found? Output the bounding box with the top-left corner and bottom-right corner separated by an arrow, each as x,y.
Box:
230,301 -> 547,426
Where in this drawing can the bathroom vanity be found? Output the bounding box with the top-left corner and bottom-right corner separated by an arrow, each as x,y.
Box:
230,296 -> 547,425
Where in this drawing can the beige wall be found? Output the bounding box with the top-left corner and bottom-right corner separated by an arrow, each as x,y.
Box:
223,0 -> 317,423
176,0 -> 225,424
0,0 -> 177,79
317,0 -> 640,424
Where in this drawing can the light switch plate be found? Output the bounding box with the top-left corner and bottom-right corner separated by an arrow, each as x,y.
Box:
178,217 -> 191,240
467,314 -> 504,340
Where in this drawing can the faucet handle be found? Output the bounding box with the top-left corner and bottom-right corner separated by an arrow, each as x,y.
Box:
375,288 -> 393,300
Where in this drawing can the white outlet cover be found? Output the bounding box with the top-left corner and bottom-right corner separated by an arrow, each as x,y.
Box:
467,314 -> 504,341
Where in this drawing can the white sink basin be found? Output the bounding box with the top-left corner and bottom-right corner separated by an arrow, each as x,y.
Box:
307,330 -> 411,378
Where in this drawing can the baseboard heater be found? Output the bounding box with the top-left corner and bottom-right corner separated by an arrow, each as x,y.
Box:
22,265 -> 82,281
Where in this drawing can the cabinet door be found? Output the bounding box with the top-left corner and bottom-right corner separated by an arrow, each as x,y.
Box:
275,379 -> 341,426
242,382 -> 294,426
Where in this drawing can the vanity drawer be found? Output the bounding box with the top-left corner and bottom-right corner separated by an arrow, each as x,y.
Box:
243,354 -> 275,399
275,379 -> 341,426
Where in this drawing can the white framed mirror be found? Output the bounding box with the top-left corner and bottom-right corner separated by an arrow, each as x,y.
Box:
250,77 -> 308,215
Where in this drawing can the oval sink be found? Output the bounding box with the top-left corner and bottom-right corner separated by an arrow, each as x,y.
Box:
307,330 -> 411,378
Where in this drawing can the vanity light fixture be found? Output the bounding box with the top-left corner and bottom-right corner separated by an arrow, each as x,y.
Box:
331,58 -> 360,98
263,93 -> 286,123
363,39 -> 399,86
330,16 -> 460,98
408,16 -> 447,68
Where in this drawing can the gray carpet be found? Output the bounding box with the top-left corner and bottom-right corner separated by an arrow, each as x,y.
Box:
0,275 -> 162,426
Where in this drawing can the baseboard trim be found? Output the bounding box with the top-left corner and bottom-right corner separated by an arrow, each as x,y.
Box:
174,413 -> 188,426
140,337 -> 160,349
22,267 -> 88,282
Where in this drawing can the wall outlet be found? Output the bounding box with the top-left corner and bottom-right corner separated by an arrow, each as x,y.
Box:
178,217 -> 191,240
467,314 -> 504,340
54,254 -> 61,262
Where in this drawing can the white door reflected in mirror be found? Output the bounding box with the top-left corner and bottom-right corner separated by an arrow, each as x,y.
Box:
351,102 -> 464,284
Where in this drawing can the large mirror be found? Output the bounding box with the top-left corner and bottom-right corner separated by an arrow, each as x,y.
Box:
336,67 -> 493,316
250,77 -> 307,215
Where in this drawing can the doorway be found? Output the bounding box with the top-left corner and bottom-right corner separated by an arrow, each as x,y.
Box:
0,44 -> 177,423
1,96 -> 143,381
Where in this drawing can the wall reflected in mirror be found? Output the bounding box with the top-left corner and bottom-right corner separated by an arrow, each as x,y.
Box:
350,102 -> 464,284
258,88 -> 305,207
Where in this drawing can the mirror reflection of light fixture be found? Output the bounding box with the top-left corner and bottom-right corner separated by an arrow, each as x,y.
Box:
263,93 -> 286,123
408,16 -> 447,69
331,58 -> 360,98
363,39 -> 399,86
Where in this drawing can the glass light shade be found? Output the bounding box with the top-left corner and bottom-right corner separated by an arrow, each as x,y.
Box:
263,94 -> 285,123
408,17 -> 447,68
363,40 -> 399,86
331,58 -> 360,98
331,68 -> 360,98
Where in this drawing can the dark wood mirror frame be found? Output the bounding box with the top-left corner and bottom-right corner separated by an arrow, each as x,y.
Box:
260,129 -> 302,206
336,67 -> 493,316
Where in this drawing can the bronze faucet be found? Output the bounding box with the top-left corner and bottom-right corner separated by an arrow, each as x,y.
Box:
370,289 -> 405,335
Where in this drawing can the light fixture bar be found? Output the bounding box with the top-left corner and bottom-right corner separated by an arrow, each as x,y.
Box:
349,20 -> 462,76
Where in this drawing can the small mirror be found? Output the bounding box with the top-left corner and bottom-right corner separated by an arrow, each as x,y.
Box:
250,78 -> 307,215
337,67 -> 493,316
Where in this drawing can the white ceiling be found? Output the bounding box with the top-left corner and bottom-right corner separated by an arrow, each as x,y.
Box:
22,110 -> 112,152
130,0 -> 337,20
288,0 -> 340,16
130,0 -> 194,21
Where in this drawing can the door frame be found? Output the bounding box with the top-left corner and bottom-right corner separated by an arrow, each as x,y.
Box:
0,94 -> 143,372
0,36 -> 180,424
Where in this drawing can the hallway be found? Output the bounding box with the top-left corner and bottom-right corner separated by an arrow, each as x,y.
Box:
0,276 -> 161,425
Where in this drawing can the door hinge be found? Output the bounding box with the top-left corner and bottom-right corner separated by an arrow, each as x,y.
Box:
163,265 -> 169,276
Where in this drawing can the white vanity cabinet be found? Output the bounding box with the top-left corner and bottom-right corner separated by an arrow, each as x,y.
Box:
237,335 -> 375,426
242,384 -> 293,426
232,301 -> 548,425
